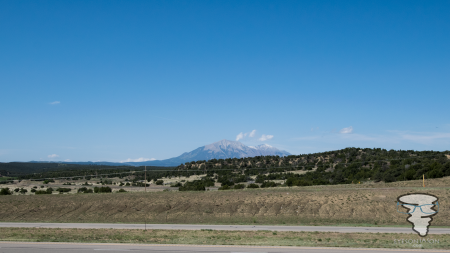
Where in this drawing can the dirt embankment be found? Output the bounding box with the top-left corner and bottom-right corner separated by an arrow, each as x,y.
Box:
1,183 -> 449,226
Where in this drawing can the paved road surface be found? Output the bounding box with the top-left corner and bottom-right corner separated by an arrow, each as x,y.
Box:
1,223 -> 449,234
0,242 -> 448,253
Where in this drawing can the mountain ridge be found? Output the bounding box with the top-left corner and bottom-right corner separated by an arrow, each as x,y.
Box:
27,140 -> 290,167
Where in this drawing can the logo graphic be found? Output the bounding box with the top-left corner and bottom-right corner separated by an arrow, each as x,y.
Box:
397,193 -> 439,237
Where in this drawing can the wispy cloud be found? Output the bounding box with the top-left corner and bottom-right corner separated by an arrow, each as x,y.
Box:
120,158 -> 156,163
48,154 -> 59,158
49,101 -> 60,105
397,131 -> 450,145
236,130 -> 257,141
339,126 -> 353,134
259,134 -> 274,141
236,132 -> 247,141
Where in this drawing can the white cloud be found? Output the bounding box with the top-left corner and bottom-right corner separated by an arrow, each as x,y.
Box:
398,132 -> 450,145
64,159 -> 72,162
48,154 -> 59,158
339,126 -> 353,134
236,132 -> 247,141
259,134 -> 274,141
236,130 -> 257,141
120,158 -> 156,163
49,101 -> 60,105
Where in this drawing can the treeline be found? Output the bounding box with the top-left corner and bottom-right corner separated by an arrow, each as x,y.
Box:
4,148 -> 450,191
175,148 -> 450,187
15,165 -> 172,180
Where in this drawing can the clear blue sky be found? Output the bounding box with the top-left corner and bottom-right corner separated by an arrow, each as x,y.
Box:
1,0 -> 449,163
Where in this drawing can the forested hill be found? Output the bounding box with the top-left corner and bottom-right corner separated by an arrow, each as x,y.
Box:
0,162 -> 169,177
176,148 -> 450,185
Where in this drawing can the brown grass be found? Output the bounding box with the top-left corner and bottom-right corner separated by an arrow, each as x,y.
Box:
0,227 -> 448,249
1,177 -> 449,226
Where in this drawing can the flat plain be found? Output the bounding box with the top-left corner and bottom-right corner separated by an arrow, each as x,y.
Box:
1,177 -> 449,226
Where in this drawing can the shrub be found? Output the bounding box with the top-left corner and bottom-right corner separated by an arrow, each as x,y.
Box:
179,180 -> 206,191
218,185 -> 231,190
77,187 -> 93,193
171,182 -> 182,187
30,188 -> 36,193
14,188 -> 20,192
56,187 -> 71,193
233,184 -> 245,189
155,180 -> 164,185
117,189 -> 127,193
94,186 -> 112,193
43,179 -> 55,184
35,188 -> 53,194
19,188 -> 28,194
247,183 -> 259,188
0,188 -> 12,195
260,181 -> 277,188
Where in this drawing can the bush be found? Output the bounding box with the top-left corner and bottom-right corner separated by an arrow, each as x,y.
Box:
233,184 -> 245,189
0,188 -> 12,195
179,180 -> 206,191
218,185 -> 231,190
171,182 -> 182,187
94,186 -> 112,193
35,188 -> 53,194
155,180 -> 164,185
19,188 -> 28,194
14,188 -> 20,192
43,179 -> 55,184
247,183 -> 259,188
117,189 -> 127,193
56,187 -> 71,193
260,181 -> 278,188
30,188 -> 36,193
77,187 -> 93,193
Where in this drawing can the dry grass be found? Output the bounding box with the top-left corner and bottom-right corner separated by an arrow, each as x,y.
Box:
0,227 -> 448,249
1,177 -> 450,226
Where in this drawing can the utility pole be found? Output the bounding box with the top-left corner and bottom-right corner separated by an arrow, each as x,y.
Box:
145,166 -> 147,192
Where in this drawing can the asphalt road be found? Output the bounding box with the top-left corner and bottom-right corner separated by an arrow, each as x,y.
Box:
1,223 -> 450,234
0,242 -> 448,253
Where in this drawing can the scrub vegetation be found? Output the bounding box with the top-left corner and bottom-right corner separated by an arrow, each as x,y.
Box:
1,176 -> 449,226
0,227 -> 448,249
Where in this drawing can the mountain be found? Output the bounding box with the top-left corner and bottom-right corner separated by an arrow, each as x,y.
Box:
25,140 -> 291,167
127,139 -> 291,166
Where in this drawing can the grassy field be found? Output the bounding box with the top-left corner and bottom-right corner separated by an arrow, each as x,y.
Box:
0,227 -> 448,249
1,177 -> 449,226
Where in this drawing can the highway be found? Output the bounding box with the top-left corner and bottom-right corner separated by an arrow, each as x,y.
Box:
1,223 -> 450,234
0,242 -> 449,253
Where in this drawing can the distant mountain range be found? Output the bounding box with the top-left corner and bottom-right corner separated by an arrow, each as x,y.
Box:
29,140 -> 291,167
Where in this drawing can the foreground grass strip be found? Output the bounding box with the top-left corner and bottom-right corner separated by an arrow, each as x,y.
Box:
0,228 -> 448,249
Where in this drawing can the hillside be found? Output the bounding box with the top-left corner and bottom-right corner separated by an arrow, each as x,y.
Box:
175,147 -> 450,187
1,178 -> 449,226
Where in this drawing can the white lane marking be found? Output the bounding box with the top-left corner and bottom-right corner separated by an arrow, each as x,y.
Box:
94,249 -> 130,251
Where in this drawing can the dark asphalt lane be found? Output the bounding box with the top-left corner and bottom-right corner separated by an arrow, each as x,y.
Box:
0,242 -> 449,253
1,223 -> 449,234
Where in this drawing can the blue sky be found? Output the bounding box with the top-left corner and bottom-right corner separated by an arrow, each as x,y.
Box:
1,0 -> 449,163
